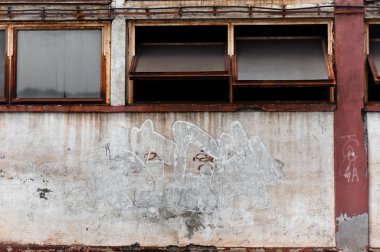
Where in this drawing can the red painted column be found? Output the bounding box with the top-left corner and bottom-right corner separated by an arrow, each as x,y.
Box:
334,1 -> 368,251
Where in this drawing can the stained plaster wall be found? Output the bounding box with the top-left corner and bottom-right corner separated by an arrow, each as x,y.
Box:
0,112 -> 334,247
0,0 -> 337,248
367,113 -> 380,248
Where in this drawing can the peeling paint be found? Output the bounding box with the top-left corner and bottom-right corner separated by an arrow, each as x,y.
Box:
336,213 -> 368,252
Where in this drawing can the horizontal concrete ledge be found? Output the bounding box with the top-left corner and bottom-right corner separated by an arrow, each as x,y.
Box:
0,103 -> 336,113
0,244 -> 338,252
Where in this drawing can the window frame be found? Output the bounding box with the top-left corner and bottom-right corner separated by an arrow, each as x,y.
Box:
232,36 -> 335,88
128,20 -> 335,106
368,37 -> 380,85
0,22 -> 111,105
0,26 -> 8,104
129,42 -> 230,80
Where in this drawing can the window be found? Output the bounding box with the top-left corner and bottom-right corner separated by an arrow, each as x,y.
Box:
0,23 -> 110,104
368,24 -> 380,101
128,22 -> 335,105
232,24 -> 335,102
129,25 -> 230,103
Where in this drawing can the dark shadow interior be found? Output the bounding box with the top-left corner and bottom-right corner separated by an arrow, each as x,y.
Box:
134,79 -> 230,103
233,86 -> 331,102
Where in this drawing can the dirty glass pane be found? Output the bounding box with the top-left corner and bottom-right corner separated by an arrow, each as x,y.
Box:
236,38 -> 329,80
16,29 -> 102,98
0,31 -> 5,99
135,44 -> 226,73
370,41 -> 380,75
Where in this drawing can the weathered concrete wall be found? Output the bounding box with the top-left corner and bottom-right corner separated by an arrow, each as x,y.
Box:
368,113 -> 380,248
0,112 -> 334,247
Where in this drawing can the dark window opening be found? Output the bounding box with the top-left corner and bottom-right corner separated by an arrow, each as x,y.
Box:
232,24 -> 334,103
368,60 -> 380,101
130,25 -> 230,104
135,25 -> 227,44
129,24 -> 334,105
234,87 -> 331,102
234,24 -> 328,44
368,25 -> 380,102
134,79 -> 229,103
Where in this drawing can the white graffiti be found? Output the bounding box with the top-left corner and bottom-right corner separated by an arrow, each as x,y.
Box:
100,120 -> 284,212
339,134 -> 360,183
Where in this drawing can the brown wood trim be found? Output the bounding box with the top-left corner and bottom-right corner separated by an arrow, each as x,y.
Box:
368,54 -> 380,84
322,39 -> 336,81
129,55 -> 138,74
10,29 -> 16,102
0,103 -> 336,113
364,102 -> 380,111
233,79 -> 336,87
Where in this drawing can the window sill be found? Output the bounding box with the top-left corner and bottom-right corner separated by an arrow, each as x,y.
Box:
0,103 -> 336,113
365,103 -> 380,111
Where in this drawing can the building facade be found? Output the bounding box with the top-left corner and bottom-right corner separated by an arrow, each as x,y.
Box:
0,0 -> 376,251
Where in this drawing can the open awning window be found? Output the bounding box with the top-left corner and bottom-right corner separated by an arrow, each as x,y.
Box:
233,37 -> 335,87
369,39 -> 380,84
129,43 -> 230,79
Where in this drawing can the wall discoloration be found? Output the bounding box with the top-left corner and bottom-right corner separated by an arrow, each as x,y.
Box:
110,17 -> 126,106
0,112 -> 334,247
367,113 -> 380,248
336,213 -> 368,252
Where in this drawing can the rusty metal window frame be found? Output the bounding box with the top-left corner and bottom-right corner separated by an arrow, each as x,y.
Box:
127,20 -> 335,106
232,37 -> 335,87
129,42 -> 230,80
0,22 -> 111,105
128,22 -> 231,104
231,22 -> 335,103
365,22 -> 380,103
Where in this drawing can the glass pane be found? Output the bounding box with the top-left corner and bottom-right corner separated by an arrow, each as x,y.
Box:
236,38 -> 329,80
370,41 -> 380,75
0,31 -> 5,99
135,44 -> 226,73
16,29 -> 102,99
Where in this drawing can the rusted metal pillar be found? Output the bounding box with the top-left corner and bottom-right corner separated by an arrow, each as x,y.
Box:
334,0 -> 368,251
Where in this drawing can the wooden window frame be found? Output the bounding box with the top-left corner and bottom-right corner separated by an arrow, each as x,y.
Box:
128,22 -> 231,104
368,38 -> 380,84
232,36 -> 335,88
129,42 -> 230,80
0,22 -> 111,105
128,20 -> 335,106
365,21 -> 380,105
